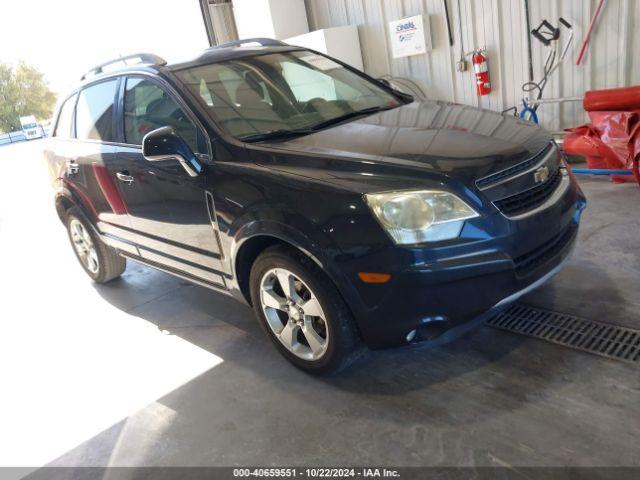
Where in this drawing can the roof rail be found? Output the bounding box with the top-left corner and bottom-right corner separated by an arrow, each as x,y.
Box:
81,53 -> 167,80
214,38 -> 288,49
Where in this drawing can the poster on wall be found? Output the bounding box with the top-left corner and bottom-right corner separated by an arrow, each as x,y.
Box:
388,14 -> 432,58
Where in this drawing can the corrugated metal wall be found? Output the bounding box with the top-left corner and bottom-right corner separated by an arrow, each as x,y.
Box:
305,0 -> 640,131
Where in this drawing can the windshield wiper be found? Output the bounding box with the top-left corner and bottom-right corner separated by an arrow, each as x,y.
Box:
310,105 -> 396,131
239,128 -> 316,143
238,105 -> 397,142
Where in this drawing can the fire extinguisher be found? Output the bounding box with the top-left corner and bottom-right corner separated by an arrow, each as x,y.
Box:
471,48 -> 491,96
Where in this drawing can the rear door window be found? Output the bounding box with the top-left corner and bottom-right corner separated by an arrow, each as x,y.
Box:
53,94 -> 77,138
75,79 -> 118,142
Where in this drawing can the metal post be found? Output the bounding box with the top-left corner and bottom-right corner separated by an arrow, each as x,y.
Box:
199,0 -> 216,47
524,0 -> 534,83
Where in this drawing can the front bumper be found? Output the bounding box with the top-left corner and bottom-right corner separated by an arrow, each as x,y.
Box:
338,175 -> 586,349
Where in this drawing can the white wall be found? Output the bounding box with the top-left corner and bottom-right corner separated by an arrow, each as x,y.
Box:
305,0 -> 640,131
286,26 -> 364,71
233,0 -> 276,39
233,0 -> 308,40
270,0 -> 309,39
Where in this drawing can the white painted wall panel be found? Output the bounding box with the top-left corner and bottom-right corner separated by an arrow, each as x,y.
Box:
233,0 -> 308,40
305,0 -> 640,131
286,26 -> 364,70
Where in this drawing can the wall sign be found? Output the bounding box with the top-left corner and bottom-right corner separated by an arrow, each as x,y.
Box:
388,14 -> 432,59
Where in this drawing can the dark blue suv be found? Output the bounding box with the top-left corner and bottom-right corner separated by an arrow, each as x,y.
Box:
46,39 -> 586,374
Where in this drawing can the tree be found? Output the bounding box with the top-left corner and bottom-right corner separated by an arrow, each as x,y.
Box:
0,61 -> 56,133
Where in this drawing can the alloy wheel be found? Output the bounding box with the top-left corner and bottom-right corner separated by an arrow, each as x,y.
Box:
69,218 -> 99,274
259,268 -> 329,361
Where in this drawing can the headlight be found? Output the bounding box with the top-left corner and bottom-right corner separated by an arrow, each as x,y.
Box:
365,190 -> 479,244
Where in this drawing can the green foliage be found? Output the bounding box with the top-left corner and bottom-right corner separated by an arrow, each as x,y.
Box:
0,62 -> 56,133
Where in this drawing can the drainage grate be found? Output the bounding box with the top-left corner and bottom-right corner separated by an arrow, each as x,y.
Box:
488,303 -> 640,364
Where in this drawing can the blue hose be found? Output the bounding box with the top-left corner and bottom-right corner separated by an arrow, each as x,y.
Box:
519,99 -> 539,124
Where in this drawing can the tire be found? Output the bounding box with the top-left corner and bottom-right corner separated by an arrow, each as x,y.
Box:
65,207 -> 126,283
249,245 -> 364,375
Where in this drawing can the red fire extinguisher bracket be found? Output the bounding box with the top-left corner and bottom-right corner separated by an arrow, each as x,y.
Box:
471,48 -> 491,96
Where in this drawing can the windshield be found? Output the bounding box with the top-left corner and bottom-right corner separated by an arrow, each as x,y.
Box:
176,50 -> 405,141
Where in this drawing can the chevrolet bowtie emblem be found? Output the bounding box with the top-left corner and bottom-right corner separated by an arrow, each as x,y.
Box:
534,165 -> 550,183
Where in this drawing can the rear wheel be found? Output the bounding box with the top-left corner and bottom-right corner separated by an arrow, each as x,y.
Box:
250,245 -> 364,375
66,207 -> 126,283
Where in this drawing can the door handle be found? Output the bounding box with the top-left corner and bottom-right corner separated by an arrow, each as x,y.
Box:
67,161 -> 80,175
116,171 -> 134,185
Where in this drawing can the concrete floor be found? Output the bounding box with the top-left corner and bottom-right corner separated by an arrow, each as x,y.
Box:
0,141 -> 639,469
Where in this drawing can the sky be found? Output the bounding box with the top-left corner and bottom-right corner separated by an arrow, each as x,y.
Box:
1,0 -> 209,96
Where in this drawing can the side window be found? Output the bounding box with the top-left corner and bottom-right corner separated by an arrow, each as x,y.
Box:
53,94 -> 77,138
75,80 -> 118,141
123,77 -> 200,153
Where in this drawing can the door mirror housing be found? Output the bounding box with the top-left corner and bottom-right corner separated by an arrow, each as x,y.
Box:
142,126 -> 203,177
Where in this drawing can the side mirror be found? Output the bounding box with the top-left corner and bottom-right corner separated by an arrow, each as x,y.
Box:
142,126 -> 203,177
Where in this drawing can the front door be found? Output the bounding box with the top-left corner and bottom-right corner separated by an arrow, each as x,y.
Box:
114,75 -> 225,287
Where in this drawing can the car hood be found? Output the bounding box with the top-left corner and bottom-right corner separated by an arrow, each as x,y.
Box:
253,100 -> 553,193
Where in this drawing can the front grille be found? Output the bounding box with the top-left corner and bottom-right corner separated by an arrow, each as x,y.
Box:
494,167 -> 562,216
476,144 -> 553,189
488,304 -> 640,364
513,223 -> 577,275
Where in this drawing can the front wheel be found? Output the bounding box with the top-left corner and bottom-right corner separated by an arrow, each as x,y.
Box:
249,245 -> 364,375
66,207 -> 126,283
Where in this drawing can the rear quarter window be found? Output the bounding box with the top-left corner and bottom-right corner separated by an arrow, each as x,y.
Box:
75,79 -> 118,142
53,94 -> 78,138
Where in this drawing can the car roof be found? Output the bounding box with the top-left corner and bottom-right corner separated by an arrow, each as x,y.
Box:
77,39 -> 308,87
168,44 -> 305,72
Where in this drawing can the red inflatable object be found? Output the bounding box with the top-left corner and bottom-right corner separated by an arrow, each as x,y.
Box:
583,85 -> 640,112
564,86 -> 640,185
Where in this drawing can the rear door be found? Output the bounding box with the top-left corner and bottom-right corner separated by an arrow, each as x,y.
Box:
71,78 -> 137,254
45,92 -> 78,188
114,75 -> 225,287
